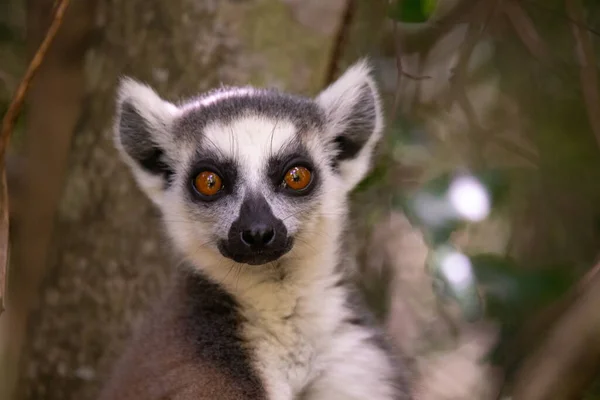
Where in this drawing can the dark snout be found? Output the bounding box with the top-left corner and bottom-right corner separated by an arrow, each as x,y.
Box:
218,195 -> 292,265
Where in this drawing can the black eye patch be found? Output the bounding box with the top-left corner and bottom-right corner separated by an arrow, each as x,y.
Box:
266,149 -> 320,198
186,155 -> 238,202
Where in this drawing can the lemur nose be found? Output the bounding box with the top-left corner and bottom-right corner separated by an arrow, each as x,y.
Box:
240,223 -> 275,248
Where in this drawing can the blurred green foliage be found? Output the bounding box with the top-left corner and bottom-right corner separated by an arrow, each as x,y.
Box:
356,0 -> 599,388
388,0 -> 438,23
0,23 -> 17,43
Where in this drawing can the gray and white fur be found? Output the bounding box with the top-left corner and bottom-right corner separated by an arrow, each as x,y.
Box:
99,60 -> 412,400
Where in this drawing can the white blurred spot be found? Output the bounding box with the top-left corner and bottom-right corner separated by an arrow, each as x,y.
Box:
440,251 -> 473,289
413,193 -> 450,227
74,366 -> 96,381
448,176 -> 490,222
151,67 -> 169,83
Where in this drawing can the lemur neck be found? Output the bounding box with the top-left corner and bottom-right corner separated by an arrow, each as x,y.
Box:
204,218 -> 346,321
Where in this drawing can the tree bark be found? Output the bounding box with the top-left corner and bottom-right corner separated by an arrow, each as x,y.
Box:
2,0 -> 346,399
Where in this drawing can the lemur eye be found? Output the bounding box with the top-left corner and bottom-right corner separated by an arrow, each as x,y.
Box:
283,166 -> 312,191
194,171 -> 223,196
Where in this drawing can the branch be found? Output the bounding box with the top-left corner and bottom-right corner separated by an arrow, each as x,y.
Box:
0,0 -> 71,157
502,0 -> 552,63
390,20 -> 432,122
0,0 -> 71,315
445,1 -> 499,168
524,0 -> 600,38
392,21 -> 431,82
324,0 -> 356,86
511,261 -> 600,399
488,134 -> 539,166
447,23 -> 482,122
503,0 -> 576,90
565,0 -> 600,149
397,0 -> 481,54
389,0 -> 432,123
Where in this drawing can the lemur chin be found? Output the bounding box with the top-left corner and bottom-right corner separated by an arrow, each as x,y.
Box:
99,60 -> 412,400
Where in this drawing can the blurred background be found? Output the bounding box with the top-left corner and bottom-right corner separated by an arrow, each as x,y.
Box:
1,0 -> 600,399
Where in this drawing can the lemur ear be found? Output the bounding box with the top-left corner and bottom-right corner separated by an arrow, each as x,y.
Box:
316,59 -> 384,191
114,78 -> 179,206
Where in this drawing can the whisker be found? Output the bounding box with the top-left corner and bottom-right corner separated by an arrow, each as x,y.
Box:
202,135 -> 227,160
218,261 -> 237,286
281,210 -> 346,222
269,119 -> 279,158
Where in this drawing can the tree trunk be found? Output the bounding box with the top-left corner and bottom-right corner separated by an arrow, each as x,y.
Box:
2,1 -> 346,399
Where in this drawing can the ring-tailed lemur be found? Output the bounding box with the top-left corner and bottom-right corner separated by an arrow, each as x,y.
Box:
99,60 -> 412,400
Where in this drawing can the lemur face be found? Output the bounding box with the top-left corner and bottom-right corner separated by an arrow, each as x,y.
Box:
115,60 -> 383,267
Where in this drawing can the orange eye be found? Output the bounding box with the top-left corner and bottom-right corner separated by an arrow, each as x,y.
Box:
194,171 -> 223,196
283,166 -> 312,191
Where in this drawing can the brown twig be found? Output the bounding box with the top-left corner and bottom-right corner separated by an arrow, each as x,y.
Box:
578,257 -> 600,291
324,0 -> 356,86
565,0 -> 600,149
392,23 -> 431,82
488,134 -> 539,166
445,1 -> 499,168
0,0 -> 71,315
391,21 -> 431,118
398,0 -> 480,54
0,0 -> 71,157
389,0 -> 432,123
447,22 -> 483,124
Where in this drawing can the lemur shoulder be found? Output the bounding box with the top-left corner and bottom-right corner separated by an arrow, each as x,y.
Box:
99,60 -> 413,400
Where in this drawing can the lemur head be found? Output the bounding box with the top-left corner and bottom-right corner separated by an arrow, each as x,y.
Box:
115,60 -> 383,270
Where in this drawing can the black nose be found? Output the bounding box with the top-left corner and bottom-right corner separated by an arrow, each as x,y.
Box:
240,223 -> 275,248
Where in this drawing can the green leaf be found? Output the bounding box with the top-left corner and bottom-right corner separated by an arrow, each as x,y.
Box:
469,254 -> 575,323
388,113 -> 426,146
422,0 -> 437,16
429,250 -> 576,328
468,254 -> 577,372
473,169 -> 511,209
352,160 -> 390,194
0,23 -> 16,43
0,100 -> 8,118
388,0 -> 438,23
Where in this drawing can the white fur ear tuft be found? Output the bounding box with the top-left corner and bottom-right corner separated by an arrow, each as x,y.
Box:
113,77 -> 180,206
316,59 -> 384,191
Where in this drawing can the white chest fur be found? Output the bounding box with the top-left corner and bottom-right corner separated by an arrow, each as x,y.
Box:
236,274 -> 400,400
241,277 -> 343,398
